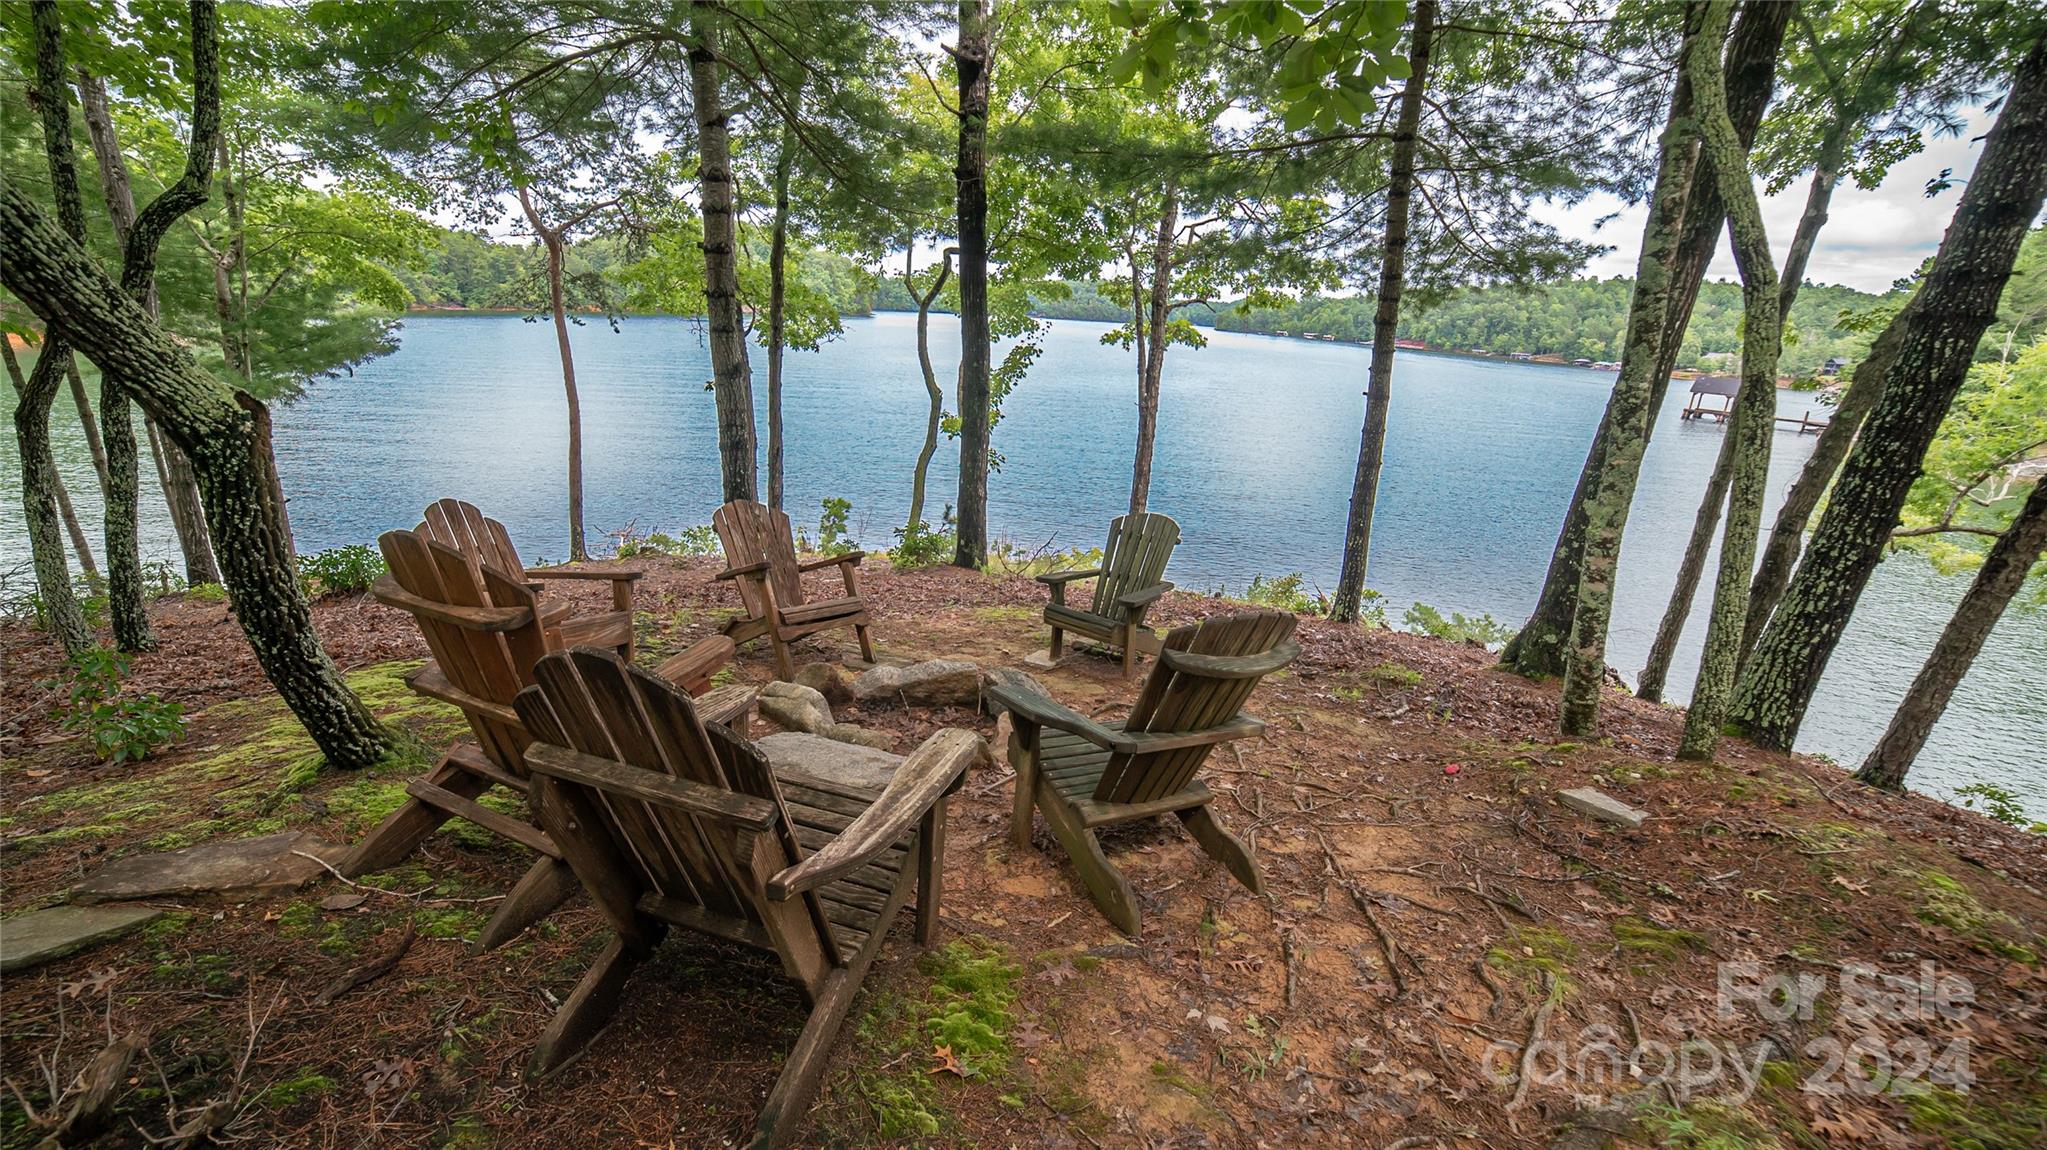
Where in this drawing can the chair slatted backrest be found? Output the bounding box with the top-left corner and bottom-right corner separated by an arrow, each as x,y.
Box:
512,648 -> 839,968
1091,609 -> 1299,805
420,498 -> 525,587
1091,513 -> 1179,623
378,528 -> 549,775
713,500 -> 807,616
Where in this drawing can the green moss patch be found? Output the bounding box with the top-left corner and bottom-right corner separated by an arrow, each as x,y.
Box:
1613,916 -> 1708,961
1915,871 -> 2040,963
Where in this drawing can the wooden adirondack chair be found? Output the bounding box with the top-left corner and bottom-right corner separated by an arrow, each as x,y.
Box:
417,497 -> 644,658
511,646 -> 981,1147
1038,512 -> 1179,677
343,526 -> 752,951
712,499 -> 875,679
989,609 -> 1299,934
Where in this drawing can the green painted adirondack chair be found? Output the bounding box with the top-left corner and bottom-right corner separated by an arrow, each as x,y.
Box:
713,499 -> 875,679
1038,512 -> 1179,677
511,646 -> 981,1147
989,609 -> 1299,934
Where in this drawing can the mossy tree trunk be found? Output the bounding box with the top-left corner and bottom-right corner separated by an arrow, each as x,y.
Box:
1330,0 -> 1436,623
2,182 -> 394,769
1857,479 -> 2047,789
1503,0 -> 1789,679
690,2 -> 759,506
949,0 -> 993,569
5,341 -> 100,578
15,0 -> 95,657
1675,0 -> 1780,761
1732,36 -> 2047,751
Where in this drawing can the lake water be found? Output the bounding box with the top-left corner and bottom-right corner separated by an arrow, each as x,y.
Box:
8,313 -> 2042,818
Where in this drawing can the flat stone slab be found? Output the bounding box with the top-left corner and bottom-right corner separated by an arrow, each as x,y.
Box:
1021,650 -> 1064,670
2,905 -> 164,974
852,659 -> 982,707
71,832 -> 344,904
1556,787 -> 1649,830
756,732 -> 903,793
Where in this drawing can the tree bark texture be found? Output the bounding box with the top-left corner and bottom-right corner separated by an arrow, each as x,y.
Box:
766,89 -> 801,513
1127,177 -> 1181,518
1676,0 -> 1780,761
1732,36 -> 2047,751
515,187 -> 587,560
5,340 -> 98,577
907,248 -> 954,535
690,2 -> 759,505
1329,0 -> 1436,623
1856,479 -> 2047,789
950,0 -> 993,569
16,0 -> 95,656
1555,19 -> 1707,735
1503,0 -> 1788,677
2,181 -> 394,769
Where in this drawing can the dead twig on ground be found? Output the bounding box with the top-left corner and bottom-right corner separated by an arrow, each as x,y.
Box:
313,921 -> 417,1007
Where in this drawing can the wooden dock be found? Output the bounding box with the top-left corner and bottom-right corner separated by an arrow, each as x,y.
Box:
1679,374 -> 1828,434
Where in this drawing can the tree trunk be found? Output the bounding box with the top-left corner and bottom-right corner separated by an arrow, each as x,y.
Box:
1637,426 -> 1734,702
516,188 -> 587,561
1503,0 -> 1788,677
906,247 -> 954,535
1676,0 -> 1780,761
16,0 -> 95,656
78,61 -> 219,587
689,2 -> 758,506
766,89 -> 801,513
3,181 -> 394,768
1732,36 -> 2047,750
64,358 -> 107,490
5,339 -> 97,578
1128,178 -> 1180,518
1857,479 -> 2047,789
1641,92 -> 1845,702
1329,0 -> 1436,622
950,0 -> 993,569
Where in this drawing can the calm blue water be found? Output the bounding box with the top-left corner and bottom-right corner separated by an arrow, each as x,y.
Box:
8,313 -> 2043,817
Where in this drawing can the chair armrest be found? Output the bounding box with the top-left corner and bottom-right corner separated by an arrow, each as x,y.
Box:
985,684 -> 1121,749
1159,639 -> 1302,680
1034,567 -> 1101,586
716,560 -> 771,581
766,728 -> 981,900
1108,715 -> 1265,755
796,550 -> 865,572
524,741 -> 778,830
371,575 -> 534,632
653,635 -> 737,693
526,565 -> 646,584
1116,581 -> 1173,609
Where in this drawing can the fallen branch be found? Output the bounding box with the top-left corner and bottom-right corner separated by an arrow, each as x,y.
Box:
314,921 -> 417,1007
1505,975 -> 1557,1114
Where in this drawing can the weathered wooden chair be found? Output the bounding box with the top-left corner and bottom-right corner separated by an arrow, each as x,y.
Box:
417,497 -> 645,658
712,499 -> 874,679
1037,512 -> 1179,677
990,609 -> 1299,934
343,526 -> 751,951
512,646 -> 980,1147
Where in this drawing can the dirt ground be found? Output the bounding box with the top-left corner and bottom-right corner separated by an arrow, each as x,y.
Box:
2,558 -> 2042,1149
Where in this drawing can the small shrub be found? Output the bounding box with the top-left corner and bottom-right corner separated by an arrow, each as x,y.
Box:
817,497 -> 857,556
47,648 -> 186,764
1243,572 -> 1327,615
615,525 -> 719,559
185,582 -> 228,603
1402,601 -> 1516,648
986,539 -> 1101,579
1953,782 -> 2030,829
889,519 -> 955,570
298,544 -> 385,596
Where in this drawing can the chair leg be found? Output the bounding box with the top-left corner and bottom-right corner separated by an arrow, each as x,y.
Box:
1121,628 -> 1139,678
1178,806 -> 1263,894
854,622 -> 876,665
1047,624 -> 1064,660
1039,794 -> 1141,935
338,755 -> 485,877
527,927 -> 664,1079
1009,726 -> 1039,850
473,857 -> 578,952
915,799 -> 946,943
768,631 -> 796,681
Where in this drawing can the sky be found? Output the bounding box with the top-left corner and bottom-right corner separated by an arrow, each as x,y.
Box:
1530,105 -> 2004,295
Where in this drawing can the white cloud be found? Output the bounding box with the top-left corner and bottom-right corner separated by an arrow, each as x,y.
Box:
1532,105 -> 2020,294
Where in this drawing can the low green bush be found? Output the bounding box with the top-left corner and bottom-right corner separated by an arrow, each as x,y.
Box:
48,648 -> 186,764
614,525 -> 719,558
298,544 -> 386,596
1402,601 -> 1516,648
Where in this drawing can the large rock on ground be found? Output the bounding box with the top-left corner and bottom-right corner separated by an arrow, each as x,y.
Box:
70,832 -> 344,904
792,662 -> 856,706
758,681 -> 834,734
755,732 -> 903,792
1,905 -> 164,974
852,659 -> 983,708
824,722 -> 897,752
982,666 -> 1051,715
